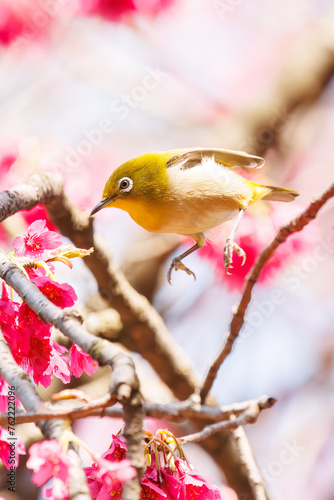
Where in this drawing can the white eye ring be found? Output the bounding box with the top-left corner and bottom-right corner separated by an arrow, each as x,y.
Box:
118,177 -> 133,193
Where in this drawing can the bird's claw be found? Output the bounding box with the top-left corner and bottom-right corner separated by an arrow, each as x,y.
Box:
224,240 -> 246,274
167,258 -> 196,285
233,242 -> 246,266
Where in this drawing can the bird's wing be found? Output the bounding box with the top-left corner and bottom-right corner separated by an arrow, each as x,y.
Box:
165,148 -> 264,170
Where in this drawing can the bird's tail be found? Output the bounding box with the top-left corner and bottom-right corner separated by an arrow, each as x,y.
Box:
262,185 -> 299,202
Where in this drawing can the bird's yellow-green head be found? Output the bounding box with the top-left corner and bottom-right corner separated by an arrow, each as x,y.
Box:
90,151 -> 173,216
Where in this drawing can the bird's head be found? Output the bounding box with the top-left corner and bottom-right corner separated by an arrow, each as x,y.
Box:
90,152 -> 170,216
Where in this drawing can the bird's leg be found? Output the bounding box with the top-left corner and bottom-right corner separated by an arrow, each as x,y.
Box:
167,242 -> 200,285
224,209 -> 246,274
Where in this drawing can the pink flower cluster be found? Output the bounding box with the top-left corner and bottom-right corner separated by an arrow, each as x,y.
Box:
140,458 -> 222,500
0,220 -> 97,387
4,426 -> 228,499
85,433 -> 223,500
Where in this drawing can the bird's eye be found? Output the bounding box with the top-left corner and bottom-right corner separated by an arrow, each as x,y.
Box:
118,177 -> 133,193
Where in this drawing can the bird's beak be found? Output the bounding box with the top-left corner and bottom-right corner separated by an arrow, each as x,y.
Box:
90,196 -> 116,217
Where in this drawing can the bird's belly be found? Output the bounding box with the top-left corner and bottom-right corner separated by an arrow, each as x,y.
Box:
162,207 -> 238,235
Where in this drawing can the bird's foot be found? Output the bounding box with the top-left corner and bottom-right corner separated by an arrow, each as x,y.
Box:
167,258 -> 196,285
224,240 -> 246,274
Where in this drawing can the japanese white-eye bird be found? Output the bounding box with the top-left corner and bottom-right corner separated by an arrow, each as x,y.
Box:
90,148 -> 299,284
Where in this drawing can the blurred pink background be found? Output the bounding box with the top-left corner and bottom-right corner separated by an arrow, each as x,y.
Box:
1,1 -> 334,499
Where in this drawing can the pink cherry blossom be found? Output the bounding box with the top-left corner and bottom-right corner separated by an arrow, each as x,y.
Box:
0,426 -> 26,470
172,459 -> 222,500
85,458 -> 136,499
102,434 -> 127,463
85,435 -> 129,499
69,344 -> 98,378
33,276 -> 77,308
84,442 -> 136,500
27,439 -> 72,486
13,220 -> 62,260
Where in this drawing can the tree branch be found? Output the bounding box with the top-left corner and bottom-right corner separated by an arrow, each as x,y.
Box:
232,427 -> 268,500
0,173 -> 64,221
0,252 -> 143,500
200,181 -> 334,402
0,329 -> 92,500
0,395 -> 275,426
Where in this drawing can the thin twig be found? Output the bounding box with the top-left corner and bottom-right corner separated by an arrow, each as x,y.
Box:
0,395 -> 275,426
200,182 -> 334,402
179,398 -> 274,444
